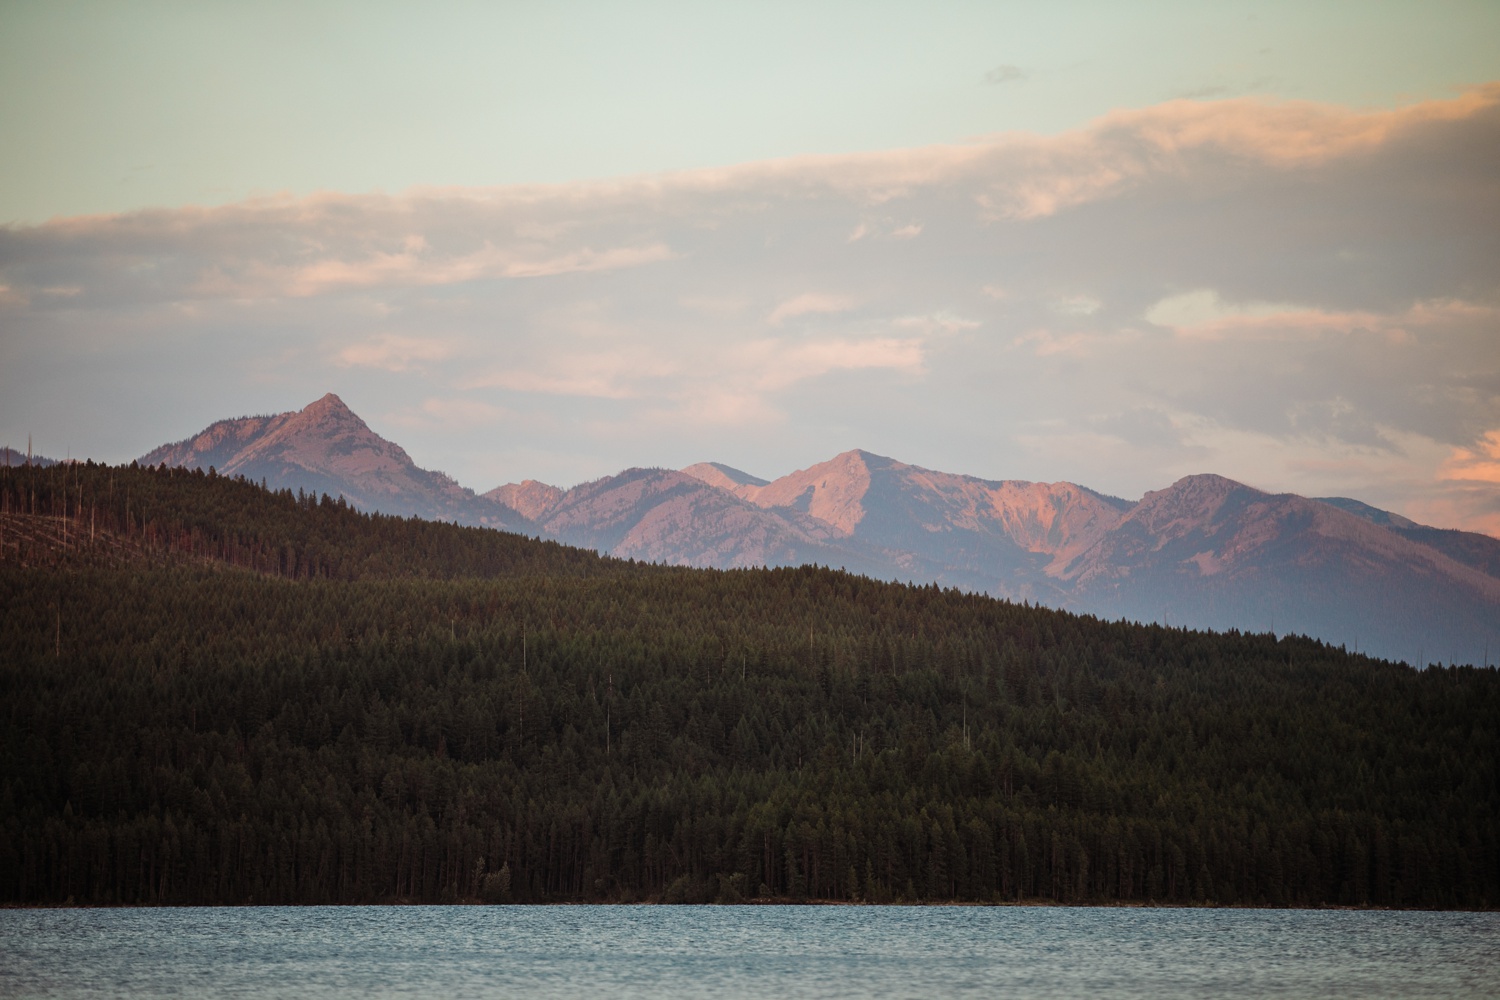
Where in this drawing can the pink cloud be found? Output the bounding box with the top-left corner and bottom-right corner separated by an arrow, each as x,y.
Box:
336,334 -> 455,372
768,293 -> 856,325
744,336 -> 925,389
285,241 -> 674,297
1441,430 -> 1500,486
1147,294 -> 1496,342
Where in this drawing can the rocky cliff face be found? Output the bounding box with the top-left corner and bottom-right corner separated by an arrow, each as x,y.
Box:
531,467 -> 880,573
683,449 -> 1132,594
484,480 -> 565,521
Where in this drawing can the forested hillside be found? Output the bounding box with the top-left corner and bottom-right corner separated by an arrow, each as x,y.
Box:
1,462 -> 1496,907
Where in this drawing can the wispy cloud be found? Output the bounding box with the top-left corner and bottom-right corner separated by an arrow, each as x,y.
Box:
744,336 -> 926,390
984,65 -> 1025,85
892,311 -> 980,335
462,370 -> 638,399
768,293 -> 856,325
386,396 -> 514,430
281,241 -> 675,297
1442,431 -> 1500,485
336,334 -> 456,372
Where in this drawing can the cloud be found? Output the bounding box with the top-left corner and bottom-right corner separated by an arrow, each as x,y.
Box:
1012,328 -> 1142,359
1053,295 -> 1102,317
848,219 -> 922,242
1146,290 -> 1289,328
1442,430 -> 1500,485
744,337 -> 926,391
984,65 -> 1025,85
892,311 -> 980,334
2,85 -> 1497,533
336,334 -> 455,372
386,396 -> 514,430
464,370 -> 636,399
1094,407 -> 1192,451
1144,292 -> 1491,343
768,293 -> 856,325
1178,86 -> 1230,100
284,241 -> 675,297
679,294 -> 748,315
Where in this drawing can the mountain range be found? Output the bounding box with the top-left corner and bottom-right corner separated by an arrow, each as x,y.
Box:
124,393 -> 1500,664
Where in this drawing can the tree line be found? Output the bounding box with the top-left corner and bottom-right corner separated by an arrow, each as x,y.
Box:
1,462 -> 1495,907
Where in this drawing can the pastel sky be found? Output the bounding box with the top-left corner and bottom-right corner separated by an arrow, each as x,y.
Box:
2,1 -> 1499,535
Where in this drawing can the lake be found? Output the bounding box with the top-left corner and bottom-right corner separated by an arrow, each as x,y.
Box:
2,905 -> 1496,999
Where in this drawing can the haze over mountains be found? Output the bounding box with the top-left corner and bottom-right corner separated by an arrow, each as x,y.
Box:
102,394 -> 1500,664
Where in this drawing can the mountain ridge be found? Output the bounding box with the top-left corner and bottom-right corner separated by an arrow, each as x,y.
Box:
123,394 -> 1500,663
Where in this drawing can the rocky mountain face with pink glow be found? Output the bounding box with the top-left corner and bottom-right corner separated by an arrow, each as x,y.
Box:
493,450 -> 1500,663
138,393 -> 526,529
138,395 -> 1500,663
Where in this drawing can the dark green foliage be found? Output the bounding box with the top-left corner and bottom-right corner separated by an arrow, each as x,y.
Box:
1,463 -> 1496,906
0,459 -> 602,580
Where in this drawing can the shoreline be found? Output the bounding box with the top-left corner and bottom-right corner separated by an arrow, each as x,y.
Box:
5,899 -> 1490,912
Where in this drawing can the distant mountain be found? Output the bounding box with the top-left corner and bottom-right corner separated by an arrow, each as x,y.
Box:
134,395 -> 1500,663
140,393 -> 528,529
653,454 -> 1500,662
0,447 -> 60,468
524,467 -> 884,573
1314,496 -> 1419,529
1314,496 -> 1500,581
687,449 -> 1133,598
1062,475 -> 1500,662
679,462 -> 770,498
484,480 -> 564,521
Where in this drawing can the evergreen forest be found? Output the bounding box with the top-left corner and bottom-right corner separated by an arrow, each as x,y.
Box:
1,461 -> 1496,907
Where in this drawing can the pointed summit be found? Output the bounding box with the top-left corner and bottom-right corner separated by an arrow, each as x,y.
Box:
139,396 -> 527,529
304,392 -> 353,416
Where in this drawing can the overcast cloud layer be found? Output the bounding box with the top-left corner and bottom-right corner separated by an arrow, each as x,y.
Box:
2,88 -> 1498,535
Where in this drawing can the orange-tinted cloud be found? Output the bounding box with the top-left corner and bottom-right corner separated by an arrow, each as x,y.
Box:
2,85 -> 1497,523
1441,430 -> 1500,486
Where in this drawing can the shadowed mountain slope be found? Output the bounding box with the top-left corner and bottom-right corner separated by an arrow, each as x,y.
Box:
1064,475 -> 1500,663
1314,496 -> 1419,530
0,447 -> 60,468
1315,496 -> 1500,580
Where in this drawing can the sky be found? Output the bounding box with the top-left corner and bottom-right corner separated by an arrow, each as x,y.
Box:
2,1 -> 1498,535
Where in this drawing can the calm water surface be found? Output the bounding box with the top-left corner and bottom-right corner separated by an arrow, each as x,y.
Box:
2,905 -> 1496,999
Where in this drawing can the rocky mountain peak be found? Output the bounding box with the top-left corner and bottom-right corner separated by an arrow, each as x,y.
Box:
751,449 -> 887,533
139,394 -> 525,529
485,480 -> 565,521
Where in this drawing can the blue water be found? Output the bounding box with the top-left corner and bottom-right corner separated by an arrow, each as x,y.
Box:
1,905 -> 1496,999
